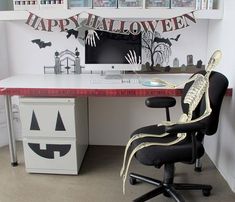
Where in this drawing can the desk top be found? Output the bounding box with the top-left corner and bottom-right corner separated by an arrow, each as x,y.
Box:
0,74 -> 232,97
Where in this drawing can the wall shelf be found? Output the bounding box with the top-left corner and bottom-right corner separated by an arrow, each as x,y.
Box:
0,7 -> 223,21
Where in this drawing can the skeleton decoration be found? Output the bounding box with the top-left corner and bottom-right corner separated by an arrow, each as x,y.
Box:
65,19 -> 100,47
125,50 -> 142,70
85,30 -> 100,47
121,50 -> 222,194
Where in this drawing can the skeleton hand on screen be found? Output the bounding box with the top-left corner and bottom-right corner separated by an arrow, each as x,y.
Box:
85,30 -> 100,47
125,50 -> 141,65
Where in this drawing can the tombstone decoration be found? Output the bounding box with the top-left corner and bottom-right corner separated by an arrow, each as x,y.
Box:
173,57 -> 179,67
187,54 -> 194,66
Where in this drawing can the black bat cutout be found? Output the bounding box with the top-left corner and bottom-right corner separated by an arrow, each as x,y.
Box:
170,34 -> 181,41
31,39 -> 52,49
153,37 -> 172,47
65,29 -> 79,39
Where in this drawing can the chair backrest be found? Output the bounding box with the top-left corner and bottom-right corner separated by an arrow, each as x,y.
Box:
181,71 -> 228,135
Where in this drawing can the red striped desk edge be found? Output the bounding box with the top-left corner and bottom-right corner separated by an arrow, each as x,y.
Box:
0,88 -> 232,97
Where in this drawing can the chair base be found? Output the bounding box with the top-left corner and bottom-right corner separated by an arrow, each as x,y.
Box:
129,164 -> 212,202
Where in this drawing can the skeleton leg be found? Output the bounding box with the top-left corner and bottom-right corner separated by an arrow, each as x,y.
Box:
122,133 -> 187,194
120,132 -> 170,177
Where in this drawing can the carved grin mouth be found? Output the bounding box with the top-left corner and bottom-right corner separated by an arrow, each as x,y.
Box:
28,143 -> 71,159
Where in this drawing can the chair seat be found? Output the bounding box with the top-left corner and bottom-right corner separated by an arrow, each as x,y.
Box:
131,125 -> 205,168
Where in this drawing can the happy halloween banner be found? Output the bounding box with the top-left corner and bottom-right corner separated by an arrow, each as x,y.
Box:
26,11 -> 197,34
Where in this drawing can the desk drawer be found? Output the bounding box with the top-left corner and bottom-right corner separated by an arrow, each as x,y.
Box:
23,138 -> 85,175
20,98 -> 78,138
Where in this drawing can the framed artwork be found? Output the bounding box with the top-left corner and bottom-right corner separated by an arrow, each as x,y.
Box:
69,0 -> 92,7
171,0 -> 196,8
93,0 -> 117,7
118,0 -> 143,8
145,0 -> 170,8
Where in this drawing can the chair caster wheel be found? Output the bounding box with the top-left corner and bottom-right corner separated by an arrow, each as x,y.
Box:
129,176 -> 137,185
202,189 -> 211,197
163,192 -> 171,198
194,167 -> 202,172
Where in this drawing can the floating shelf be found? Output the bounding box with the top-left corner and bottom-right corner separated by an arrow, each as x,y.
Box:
0,7 -> 223,21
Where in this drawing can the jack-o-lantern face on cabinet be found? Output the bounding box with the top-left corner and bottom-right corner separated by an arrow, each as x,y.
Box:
28,110 -> 71,159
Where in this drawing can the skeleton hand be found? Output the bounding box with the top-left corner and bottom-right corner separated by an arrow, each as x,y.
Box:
151,78 -> 176,88
85,30 -> 100,47
125,50 -> 141,65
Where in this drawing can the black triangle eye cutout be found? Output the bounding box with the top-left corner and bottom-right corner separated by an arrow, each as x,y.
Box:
55,111 -> 66,131
30,110 -> 40,130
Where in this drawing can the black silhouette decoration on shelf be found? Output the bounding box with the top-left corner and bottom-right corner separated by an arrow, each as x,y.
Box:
142,31 -> 177,70
142,31 -> 204,73
31,39 -> 52,49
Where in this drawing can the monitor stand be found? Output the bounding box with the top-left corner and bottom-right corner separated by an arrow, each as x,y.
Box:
102,71 -> 123,80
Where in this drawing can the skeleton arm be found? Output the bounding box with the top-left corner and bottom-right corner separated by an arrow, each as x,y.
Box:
120,131 -> 169,177
150,71 -> 202,88
121,133 -> 187,194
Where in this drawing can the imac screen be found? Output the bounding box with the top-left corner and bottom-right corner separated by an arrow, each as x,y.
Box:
85,31 -> 142,66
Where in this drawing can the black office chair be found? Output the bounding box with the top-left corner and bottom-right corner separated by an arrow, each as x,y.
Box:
128,71 -> 228,202
145,93 -> 203,172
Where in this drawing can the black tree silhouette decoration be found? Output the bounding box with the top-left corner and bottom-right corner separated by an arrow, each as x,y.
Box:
142,31 -> 180,71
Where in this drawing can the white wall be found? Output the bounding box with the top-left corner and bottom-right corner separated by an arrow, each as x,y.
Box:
205,0 -> 235,192
0,22 -> 9,147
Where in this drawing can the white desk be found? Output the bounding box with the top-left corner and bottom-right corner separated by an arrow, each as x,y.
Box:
0,74 -> 232,166
0,74 -> 188,96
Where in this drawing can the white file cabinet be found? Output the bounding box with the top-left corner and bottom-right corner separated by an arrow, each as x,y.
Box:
19,97 -> 88,175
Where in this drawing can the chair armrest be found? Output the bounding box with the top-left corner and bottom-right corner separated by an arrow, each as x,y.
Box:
165,121 -> 206,134
165,122 -> 206,164
145,97 -> 176,108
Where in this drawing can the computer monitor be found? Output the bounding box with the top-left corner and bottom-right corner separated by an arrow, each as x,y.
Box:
85,31 -> 142,71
